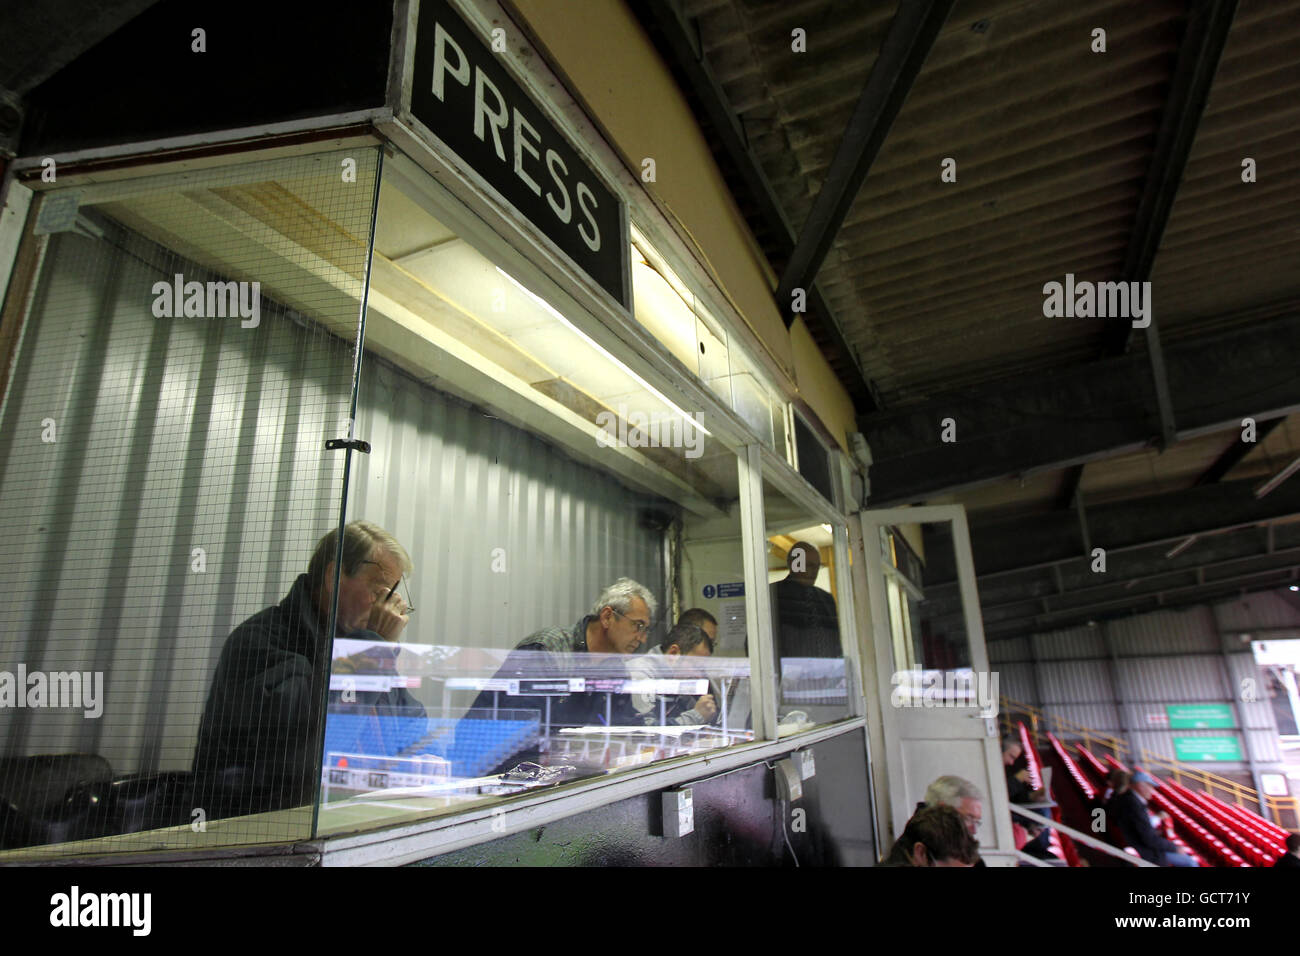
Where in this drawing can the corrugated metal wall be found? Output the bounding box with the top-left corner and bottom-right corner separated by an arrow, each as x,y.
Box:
349,354 -> 665,652
0,221 -> 358,776
0,189 -> 664,777
1108,606 -> 1220,656
1115,656 -> 1227,703
1213,591 -> 1300,632
1033,625 -> 1105,660
1037,660 -> 1112,704
990,596 -> 1293,772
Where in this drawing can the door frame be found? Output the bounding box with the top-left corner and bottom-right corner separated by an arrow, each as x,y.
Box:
860,504 -> 1016,864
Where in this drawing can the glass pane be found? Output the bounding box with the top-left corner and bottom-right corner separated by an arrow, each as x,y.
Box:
762,476 -> 852,729
0,148 -> 380,858
311,160 -> 753,835
882,523 -> 978,707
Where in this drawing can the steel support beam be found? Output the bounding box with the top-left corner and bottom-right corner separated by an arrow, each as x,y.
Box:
929,476 -> 1300,581
1195,417 -> 1284,485
981,567 -> 1300,640
774,0 -> 955,315
863,310 -> 1300,505
1101,0 -> 1238,358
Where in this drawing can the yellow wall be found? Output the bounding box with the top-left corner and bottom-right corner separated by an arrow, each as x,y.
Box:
508,0 -> 858,451
791,317 -> 856,452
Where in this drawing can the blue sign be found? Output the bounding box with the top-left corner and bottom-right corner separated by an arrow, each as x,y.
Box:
702,584 -> 715,599
717,582 -> 745,598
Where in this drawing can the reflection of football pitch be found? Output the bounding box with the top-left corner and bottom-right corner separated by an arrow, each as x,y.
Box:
322,713 -> 540,780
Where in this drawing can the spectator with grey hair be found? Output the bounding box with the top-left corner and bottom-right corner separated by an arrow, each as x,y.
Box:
194,520 -> 419,816
470,577 -> 658,732
906,775 -> 986,866
924,776 -> 985,836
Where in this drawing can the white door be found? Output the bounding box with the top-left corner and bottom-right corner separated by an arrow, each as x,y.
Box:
860,505 -> 1016,866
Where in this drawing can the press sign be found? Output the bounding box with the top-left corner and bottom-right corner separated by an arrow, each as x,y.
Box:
410,0 -> 627,307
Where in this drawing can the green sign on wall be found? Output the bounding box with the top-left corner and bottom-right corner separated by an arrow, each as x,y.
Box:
1166,704 -> 1235,729
1173,736 -> 1244,762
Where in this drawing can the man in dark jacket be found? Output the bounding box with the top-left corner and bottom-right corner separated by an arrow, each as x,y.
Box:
1274,833 -> 1300,867
1107,771 -> 1197,866
881,805 -> 979,866
769,541 -> 840,660
193,520 -> 420,817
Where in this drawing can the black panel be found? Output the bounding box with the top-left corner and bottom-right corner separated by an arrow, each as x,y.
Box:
22,1 -> 392,155
795,415 -> 834,506
410,0 -> 626,308
415,729 -> 875,866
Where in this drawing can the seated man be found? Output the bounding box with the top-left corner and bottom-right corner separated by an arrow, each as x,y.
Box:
1274,833 -> 1300,868
192,520 -> 419,816
626,622 -> 717,726
677,608 -> 718,646
881,804 -> 980,867
910,775 -> 986,866
1002,736 -> 1042,803
1107,771 -> 1198,867
469,577 -> 656,732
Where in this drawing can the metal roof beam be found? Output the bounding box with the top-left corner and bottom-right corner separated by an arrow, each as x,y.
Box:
1194,417 -> 1285,485
862,309 -> 1300,505
1102,0 -> 1239,357
926,475 -> 1300,582
980,566 -> 1299,641
774,0 -> 955,317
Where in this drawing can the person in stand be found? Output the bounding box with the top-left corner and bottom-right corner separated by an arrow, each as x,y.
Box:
912,775 -> 986,866
881,804 -> 980,867
1107,771 -> 1198,867
1272,832 -> 1300,868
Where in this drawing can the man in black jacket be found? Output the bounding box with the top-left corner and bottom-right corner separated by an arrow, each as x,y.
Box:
193,520 -> 420,817
1274,833 -> 1300,867
1107,771 -> 1198,866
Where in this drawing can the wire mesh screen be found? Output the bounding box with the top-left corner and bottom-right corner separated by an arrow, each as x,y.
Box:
0,147 -> 380,856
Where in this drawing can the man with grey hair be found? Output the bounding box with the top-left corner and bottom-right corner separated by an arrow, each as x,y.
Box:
470,577 -> 658,731
520,577 -> 657,658
916,775 -> 986,866
194,520 -> 419,816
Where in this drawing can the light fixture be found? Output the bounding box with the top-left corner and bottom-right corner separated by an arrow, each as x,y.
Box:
496,267 -> 712,437
1289,585 -> 1299,592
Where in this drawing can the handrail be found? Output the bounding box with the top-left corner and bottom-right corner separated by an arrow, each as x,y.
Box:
1138,748 -> 1257,808
1000,697 -> 1129,761
1263,796 -> 1299,833
1009,804 -> 1156,867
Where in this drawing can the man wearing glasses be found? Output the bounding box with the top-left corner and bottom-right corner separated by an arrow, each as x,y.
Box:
470,577 -> 657,734
193,520 -> 419,816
